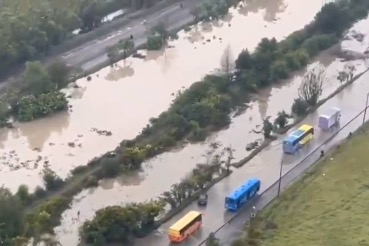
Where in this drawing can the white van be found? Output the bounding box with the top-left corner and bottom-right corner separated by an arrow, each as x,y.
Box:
318,107 -> 341,130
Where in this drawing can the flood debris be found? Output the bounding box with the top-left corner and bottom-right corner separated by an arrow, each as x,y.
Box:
90,128 -> 112,136
0,150 -> 46,171
351,31 -> 365,42
132,53 -> 146,59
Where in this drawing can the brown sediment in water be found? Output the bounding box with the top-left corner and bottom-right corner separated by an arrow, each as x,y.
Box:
0,0 -> 324,192
53,6 -> 369,246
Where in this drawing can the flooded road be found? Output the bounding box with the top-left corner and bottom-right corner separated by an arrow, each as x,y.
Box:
133,37 -> 369,246
54,14 -> 369,244
137,72 -> 369,246
55,20 -> 369,246
0,0 -> 323,192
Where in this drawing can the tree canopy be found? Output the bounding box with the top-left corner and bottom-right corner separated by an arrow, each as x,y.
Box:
0,0 -> 163,79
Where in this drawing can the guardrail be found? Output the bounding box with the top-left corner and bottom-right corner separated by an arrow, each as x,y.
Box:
198,98 -> 369,245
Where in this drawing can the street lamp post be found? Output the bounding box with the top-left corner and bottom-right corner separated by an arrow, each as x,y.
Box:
277,155 -> 284,197
363,92 -> 369,124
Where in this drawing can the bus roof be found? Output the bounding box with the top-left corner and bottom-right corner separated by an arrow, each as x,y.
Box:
168,211 -> 201,232
226,178 -> 260,200
290,129 -> 305,138
298,124 -> 313,131
283,135 -> 298,143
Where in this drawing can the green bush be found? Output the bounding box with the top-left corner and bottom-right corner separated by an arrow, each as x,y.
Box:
15,91 -> 68,122
81,202 -> 164,245
16,185 -> 31,206
83,176 -> 99,188
42,168 -> 65,192
291,98 -> 309,117
146,35 -> 164,50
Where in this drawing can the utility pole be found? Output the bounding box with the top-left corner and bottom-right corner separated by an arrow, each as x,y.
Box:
363,93 -> 369,124
277,155 -> 284,197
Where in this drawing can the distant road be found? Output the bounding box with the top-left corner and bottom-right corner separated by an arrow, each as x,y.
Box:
0,0 -> 196,92
59,1 -> 195,71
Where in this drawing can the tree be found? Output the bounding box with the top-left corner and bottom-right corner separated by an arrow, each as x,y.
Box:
337,65 -> 355,84
23,61 -> 53,94
0,187 -> 24,244
146,35 -> 164,50
0,100 -> 9,125
220,45 -> 234,82
81,201 -> 164,244
291,98 -> 309,117
16,185 -> 31,206
262,117 -> 273,138
118,39 -> 135,65
42,167 -> 64,191
80,2 -> 103,32
106,45 -> 119,65
225,146 -> 233,173
47,59 -> 71,89
298,66 -> 324,106
271,60 -> 289,80
274,110 -> 289,128
152,22 -> 168,41
146,23 -> 169,50
314,3 -> 350,35
15,91 -> 68,122
235,49 -> 253,70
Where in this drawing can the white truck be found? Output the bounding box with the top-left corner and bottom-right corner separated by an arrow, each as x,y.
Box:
318,107 -> 341,130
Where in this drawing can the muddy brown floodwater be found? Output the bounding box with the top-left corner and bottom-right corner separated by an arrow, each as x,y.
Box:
0,0 -> 322,192
54,12 -> 369,246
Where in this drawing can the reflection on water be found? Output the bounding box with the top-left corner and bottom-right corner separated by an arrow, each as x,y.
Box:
239,0 -> 286,22
145,49 -> 166,61
105,64 -> 135,81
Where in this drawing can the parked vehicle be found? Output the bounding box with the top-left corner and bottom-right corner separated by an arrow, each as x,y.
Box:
197,194 -> 208,206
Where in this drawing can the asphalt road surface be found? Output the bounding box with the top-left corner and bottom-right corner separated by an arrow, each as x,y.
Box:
59,2 -> 195,71
134,71 -> 369,246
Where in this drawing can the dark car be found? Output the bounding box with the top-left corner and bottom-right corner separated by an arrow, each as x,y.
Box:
197,194 -> 208,206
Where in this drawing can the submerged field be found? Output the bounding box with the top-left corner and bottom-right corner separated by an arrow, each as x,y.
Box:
261,123 -> 369,246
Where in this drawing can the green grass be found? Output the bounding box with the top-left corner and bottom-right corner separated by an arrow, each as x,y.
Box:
261,124 -> 369,246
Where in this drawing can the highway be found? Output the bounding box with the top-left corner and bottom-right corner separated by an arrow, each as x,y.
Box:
59,1 -> 196,71
134,70 -> 369,246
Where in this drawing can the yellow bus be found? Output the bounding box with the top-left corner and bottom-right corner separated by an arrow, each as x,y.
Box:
298,124 -> 314,145
168,210 -> 202,243
283,124 -> 314,154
